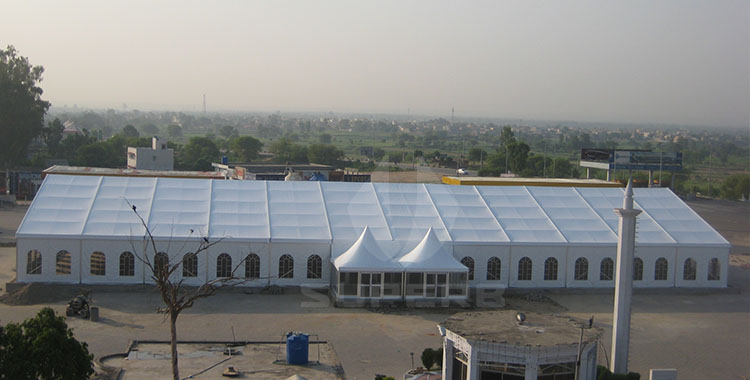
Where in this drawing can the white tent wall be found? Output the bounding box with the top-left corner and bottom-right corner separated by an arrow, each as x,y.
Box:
205,241 -> 271,286
675,246 -> 728,288
269,242 -> 330,286
453,245 -> 510,287
16,238 -> 81,284
632,246 -> 677,288
81,239 -> 145,284
509,245 -> 568,288
566,245 -> 616,288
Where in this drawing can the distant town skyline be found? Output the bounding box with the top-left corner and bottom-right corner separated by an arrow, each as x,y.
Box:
3,0 -> 748,128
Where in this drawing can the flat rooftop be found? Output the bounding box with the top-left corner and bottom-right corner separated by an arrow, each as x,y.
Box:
102,342 -> 343,380
441,310 -> 602,346
42,165 -> 225,179
442,176 -> 622,187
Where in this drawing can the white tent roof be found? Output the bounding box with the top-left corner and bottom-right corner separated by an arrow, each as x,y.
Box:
398,227 -> 468,272
16,175 -> 729,248
333,226 -> 402,271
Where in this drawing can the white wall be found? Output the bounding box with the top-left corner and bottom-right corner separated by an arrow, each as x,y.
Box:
205,241 -> 270,286
81,239 -> 146,284
509,245 -> 568,288
269,242 -> 330,286
453,245 -> 510,287
675,246 -> 728,288
16,238 -> 81,284
633,246 -> 677,288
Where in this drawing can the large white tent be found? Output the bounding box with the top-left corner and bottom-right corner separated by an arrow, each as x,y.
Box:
16,175 -> 729,293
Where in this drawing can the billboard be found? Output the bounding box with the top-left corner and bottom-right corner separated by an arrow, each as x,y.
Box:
580,149 -> 682,171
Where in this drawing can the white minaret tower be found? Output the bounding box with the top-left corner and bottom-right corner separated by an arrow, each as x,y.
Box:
611,178 -> 641,373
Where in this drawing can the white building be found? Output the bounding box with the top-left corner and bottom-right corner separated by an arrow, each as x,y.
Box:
127,137 -> 174,171
15,175 -> 729,297
440,310 -> 602,380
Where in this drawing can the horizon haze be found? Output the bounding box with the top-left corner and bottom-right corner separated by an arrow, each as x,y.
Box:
2,0 -> 748,128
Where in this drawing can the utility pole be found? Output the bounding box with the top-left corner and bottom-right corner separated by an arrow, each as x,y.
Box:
202,94 -> 206,115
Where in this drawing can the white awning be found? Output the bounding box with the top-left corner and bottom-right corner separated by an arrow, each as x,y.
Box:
399,227 -> 468,272
333,226 -> 402,271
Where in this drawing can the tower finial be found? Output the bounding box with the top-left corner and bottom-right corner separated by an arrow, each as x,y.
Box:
623,177 -> 634,210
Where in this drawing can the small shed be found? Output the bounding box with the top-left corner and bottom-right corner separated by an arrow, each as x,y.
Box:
399,228 -> 469,301
332,226 -> 403,301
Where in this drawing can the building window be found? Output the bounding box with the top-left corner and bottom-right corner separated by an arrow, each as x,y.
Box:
279,254 -> 294,279
245,253 -> 260,279
154,252 -> 169,278
307,255 -> 322,279
217,253 -> 232,278
518,257 -> 532,281
655,257 -> 668,281
119,251 -> 135,277
633,257 -> 643,281
91,251 -> 106,276
600,258 -> 614,281
27,249 -> 42,275
460,257 -> 474,281
56,250 -> 71,275
544,257 -> 558,281
708,258 -> 720,281
182,253 -> 197,277
486,257 -> 501,281
683,258 -> 697,281
574,257 -> 589,281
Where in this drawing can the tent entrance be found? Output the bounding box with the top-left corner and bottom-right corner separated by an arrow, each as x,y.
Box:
358,272 -> 383,298
425,273 -> 449,298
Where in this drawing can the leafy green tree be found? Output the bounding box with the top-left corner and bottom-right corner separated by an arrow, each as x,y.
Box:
307,144 -> 342,166
76,143 -> 109,167
230,136 -> 263,162
468,147 -> 486,163
60,132 -> 97,162
386,151 -> 403,164
122,124 -> 139,138
721,174 -> 750,200
319,133 -> 332,144
180,136 -> 219,170
270,137 -> 308,163
140,123 -> 159,136
218,125 -> 238,139
420,348 -> 436,369
507,142 -> 530,173
0,307 -> 94,380
167,124 -> 183,138
500,126 -> 516,148
373,148 -> 386,161
413,150 -> 423,158
42,118 -> 65,156
0,45 -> 51,168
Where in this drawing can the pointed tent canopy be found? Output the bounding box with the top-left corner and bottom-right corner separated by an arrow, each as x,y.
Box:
399,227 -> 468,272
334,226 -> 402,271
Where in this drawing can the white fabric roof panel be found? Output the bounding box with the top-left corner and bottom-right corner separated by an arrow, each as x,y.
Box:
373,182 -> 451,242
424,184 -> 509,243
632,188 -> 728,246
321,182 -> 392,242
334,227 -> 401,271
209,180 -> 270,241
267,181 -> 331,242
399,227 -> 468,272
18,175 -> 101,237
526,187 -> 617,243
82,176 -> 156,237
574,187 -> 675,244
17,175 -> 728,248
476,186 -> 566,243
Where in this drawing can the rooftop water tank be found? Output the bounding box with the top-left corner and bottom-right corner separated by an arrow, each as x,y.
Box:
286,332 -> 309,365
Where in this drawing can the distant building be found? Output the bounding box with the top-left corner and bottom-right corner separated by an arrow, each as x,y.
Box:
212,162 -> 336,181
62,120 -> 82,137
442,176 -> 622,188
42,165 -> 224,180
127,137 -> 174,171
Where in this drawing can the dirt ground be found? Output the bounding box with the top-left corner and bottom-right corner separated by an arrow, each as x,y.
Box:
0,197 -> 749,379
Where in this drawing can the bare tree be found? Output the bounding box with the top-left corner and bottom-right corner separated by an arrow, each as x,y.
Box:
128,201 -> 246,380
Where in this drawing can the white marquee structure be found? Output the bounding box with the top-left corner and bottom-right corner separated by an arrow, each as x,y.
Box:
16,175 -> 729,298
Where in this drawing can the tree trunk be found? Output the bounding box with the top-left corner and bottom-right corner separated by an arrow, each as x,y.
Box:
170,311 -> 179,380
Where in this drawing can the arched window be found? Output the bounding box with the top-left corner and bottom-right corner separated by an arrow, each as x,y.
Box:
307,255 -> 322,279
26,250 -> 42,275
154,252 -> 169,278
544,257 -> 558,281
91,252 -> 106,276
461,257 -> 475,281
574,258 -> 589,281
683,258 -> 697,281
245,253 -> 260,279
217,253 -> 232,278
182,253 -> 197,277
708,258 -> 720,281
654,257 -> 669,281
56,250 -> 71,275
279,255 -> 294,279
600,258 -> 614,281
518,257 -> 532,281
119,252 -> 135,277
486,257 -> 501,281
633,257 -> 643,281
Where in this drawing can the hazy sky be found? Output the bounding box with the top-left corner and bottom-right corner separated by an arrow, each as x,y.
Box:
3,1 -> 748,127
